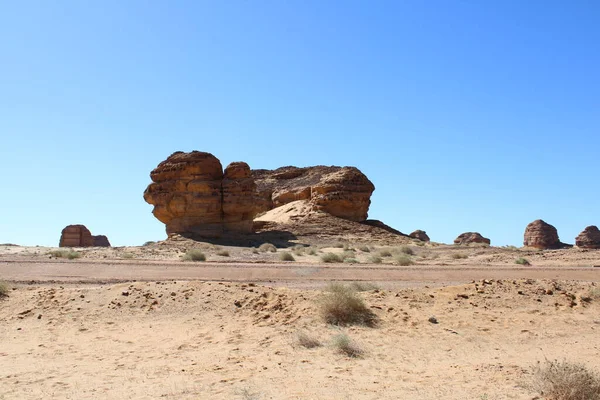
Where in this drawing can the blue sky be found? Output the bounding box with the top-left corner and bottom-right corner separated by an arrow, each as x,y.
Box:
1,1 -> 598,247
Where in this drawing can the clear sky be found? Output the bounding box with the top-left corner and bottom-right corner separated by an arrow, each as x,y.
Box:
1,1 -> 598,247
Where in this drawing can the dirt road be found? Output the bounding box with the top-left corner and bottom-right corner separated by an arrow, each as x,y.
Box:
2,259 -> 599,288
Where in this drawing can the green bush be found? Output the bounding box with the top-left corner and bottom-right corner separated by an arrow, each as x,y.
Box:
182,249 -> 206,262
515,257 -> 530,265
320,253 -> 343,263
319,283 -> 377,326
279,252 -> 295,261
258,243 -> 277,253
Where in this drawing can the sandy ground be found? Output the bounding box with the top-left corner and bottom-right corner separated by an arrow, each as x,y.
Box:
2,244 -> 600,399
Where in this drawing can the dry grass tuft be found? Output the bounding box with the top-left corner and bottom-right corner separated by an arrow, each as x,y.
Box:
452,253 -> 468,260
358,245 -> 370,252
378,249 -> 393,257
331,334 -> 364,358
258,243 -> 277,253
394,255 -> 414,266
349,282 -> 379,292
294,331 -> 322,349
182,249 -> 206,262
515,257 -> 530,265
0,281 -> 9,298
321,253 -> 343,263
50,249 -> 81,260
529,359 -> 600,400
368,255 -> 383,264
399,246 -> 414,255
216,250 -> 230,257
279,252 -> 295,262
319,283 -> 377,326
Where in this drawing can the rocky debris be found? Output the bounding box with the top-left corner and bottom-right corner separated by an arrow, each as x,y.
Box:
575,226 -> 600,249
454,232 -> 490,245
59,225 -> 94,247
409,230 -> 430,242
252,165 -> 375,222
92,235 -> 111,247
523,219 -> 561,249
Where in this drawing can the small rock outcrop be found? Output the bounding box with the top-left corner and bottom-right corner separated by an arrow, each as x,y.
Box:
454,232 -> 490,245
59,225 -> 94,247
252,166 -> 375,221
523,219 -> 561,249
93,235 -> 111,247
575,226 -> 600,249
409,230 -> 430,242
143,151 -> 258,237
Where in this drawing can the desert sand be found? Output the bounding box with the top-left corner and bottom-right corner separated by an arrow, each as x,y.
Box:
2,242 -> 600,399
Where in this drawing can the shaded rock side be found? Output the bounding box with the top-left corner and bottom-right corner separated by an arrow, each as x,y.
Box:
144,151 -> 224,237
252,166 -> 375,222
454,232 -> 490,245
59,225 -> 94,247
222,162 -> 257,233
575,226 -> 600,249
409,230 -> 430,242
523,219 -> 560,249
92,235 -> 111,247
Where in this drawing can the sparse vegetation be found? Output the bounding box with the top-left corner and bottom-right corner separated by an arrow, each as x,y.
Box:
358,245 -> 370,252
529,359 -> 600,400
121,252 -> 135,259
378,249 -> 392,257
50,249 -> 81,260
235,387 -> 262,400
515,257 -> 531,265
0,281 -> 9,297
331,334 -> 364,358
343,258 -> 359,264
258,243 -> 277,253
143,241 -> 156,246
279,252 -> 295,261
400,246 -> 414,255
349,282 -> 379,292
321,253 -> 343,263
319,283 -> 377,326
216,250 -> 230,257
182,249 -> 206,262
394,255 -> 414,266
340,250 -> 355,260
368,255 -> 382,264
307,247 -> 317,255
294,331 -> 322,349
333,242 -> 345,248
251,247 -> 259,254
587,287 -> 600,300
452,253 -> 468,260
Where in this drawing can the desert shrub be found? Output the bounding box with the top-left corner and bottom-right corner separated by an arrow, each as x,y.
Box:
368,255 -> 382,264
343,258 -> 359,264
340,250 -> 356,260
279,252 -> 295,261
333,242 -> 345,248
331,334 -> 364,358
452,253 -> 468,259
394,255 -> 414,266
399,246 -> 414,255
307,247 -> 317,255
143,241 -> 156,246
515,257 -> 530,265
358,245 -> 370,252
216,250 -> 230,257
294,331 -> 322,349
349,282 -> 379,292
320,253 -> 343,263
182,249 -> 206,262
121,252 -> 135,259
251,247 -> 259,254
50,249 -> 80,259
0,281 -> 9,297
587,287 -> 600,300
319,283 -> 377,326
378,249 -> 392,257
415,241 -> 425,247
258,243 -> 277,253
529,359 -> 600,400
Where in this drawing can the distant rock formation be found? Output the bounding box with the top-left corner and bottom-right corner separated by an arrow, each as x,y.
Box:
409,230 -> 430,242
454,232 -> 490,245
252,166 -> 375,221
575,226 -> 600,249
144,151 -> 379,238
92,235 -> 111,247
59,225 -> 94,247
523,219 -> 561,249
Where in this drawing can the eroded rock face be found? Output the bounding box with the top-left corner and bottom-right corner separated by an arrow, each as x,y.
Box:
93,235 -> 111,247
454,232 -> 490,245
59,225 -> 94,247
410,230 -> 430,242
575,226 -> 600,249
143,152 -> 258,237
252,166 -> 375,222
523,219 -> 560,249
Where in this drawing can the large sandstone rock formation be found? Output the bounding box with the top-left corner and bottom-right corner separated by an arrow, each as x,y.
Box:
59,225 -> 94,247
454,232 -> 490,245
575,226 -> 600,249
523,219 -> 560,249
252,166 -> 375,221
93,235 -> 111,247
409,230 -> 430,242
143,152 -> 257,237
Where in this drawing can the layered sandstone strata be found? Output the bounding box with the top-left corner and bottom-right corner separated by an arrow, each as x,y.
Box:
59,225 -> 94,247
454,232 -> 490,245
575,226 -> 600,249
409,230 -> 430,242
523,219 -> 560,249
